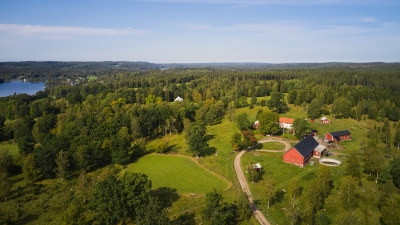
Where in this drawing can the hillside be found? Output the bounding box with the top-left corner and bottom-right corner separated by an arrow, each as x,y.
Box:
0,62 -> 399,224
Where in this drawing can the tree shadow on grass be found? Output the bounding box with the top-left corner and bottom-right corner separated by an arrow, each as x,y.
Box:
201,146 -> 217,156
172,212 -> 196,225
254,143 -> 263,150
149,186 -> 180,208
165,144 -> 182,154
271,190 -> 285,205
204,134 -> 216,142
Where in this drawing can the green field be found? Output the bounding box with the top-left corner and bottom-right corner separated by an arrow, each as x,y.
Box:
0,141 -> 19,156
127,154 -> 229,194
261,141 -> 286,150
242,151 -> 323,224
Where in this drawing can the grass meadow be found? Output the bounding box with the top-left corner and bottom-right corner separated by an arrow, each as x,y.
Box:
126,154 -> 229,194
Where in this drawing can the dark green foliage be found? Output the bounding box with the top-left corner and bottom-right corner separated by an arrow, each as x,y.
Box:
389,157 -> 400,188
292,118 -> 310,140
336,211 -> 359,225
345,151 -> 361,179
235,192 -> 251,222
380,194 -> 400,225
135,197 -> 171,225
241,130 -> 257,149
90,172 -> 152,224
332,97 -> 352,118
307,99 -> 322,119
62,199 -> 87,225
234,113 -> 252,131
0,115 -> 6,141
246,164 -> 262,183
14,117 -> 35,155
185,121 -> 207,156
230,132 -> 243,151
339,176 -> 359,210
201,189 -> 236,225
393,124 -> 400,149
109,134 -> 131,165
314,211 -> 331,225
90,175 -> 127,225
267,91 -> 288,113
363,146 -> 385,182
258,110 -> 279,135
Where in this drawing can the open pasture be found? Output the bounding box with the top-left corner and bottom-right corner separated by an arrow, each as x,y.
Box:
127,154 -> 229,194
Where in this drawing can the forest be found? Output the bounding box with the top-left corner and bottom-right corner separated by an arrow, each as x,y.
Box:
0,62 -> 400,225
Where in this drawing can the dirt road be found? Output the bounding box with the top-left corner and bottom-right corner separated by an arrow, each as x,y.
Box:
234,150 -> 270,225
234,138 -> 291,225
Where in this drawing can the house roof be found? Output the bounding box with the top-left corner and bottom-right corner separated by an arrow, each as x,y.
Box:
279,117 -> 294,124
174,96 -> 183,102
330,130 -> 351,137
253,163 -> 262,169
293,136 -> 319,157
314,144 -> 325,153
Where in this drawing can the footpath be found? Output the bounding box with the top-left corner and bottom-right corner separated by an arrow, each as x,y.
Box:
233,137 -> 292,225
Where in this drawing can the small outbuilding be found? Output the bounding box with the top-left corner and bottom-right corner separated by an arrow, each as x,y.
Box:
313,145 -> 326,158
174,96 -> 183,102
321,117 -> 330,124
252,163 -> 262,172
325,130 -> 351,142
253,120 -> 259,129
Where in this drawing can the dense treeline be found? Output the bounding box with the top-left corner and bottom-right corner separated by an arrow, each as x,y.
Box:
1,63 -> 400,179
0,62 -> 400,224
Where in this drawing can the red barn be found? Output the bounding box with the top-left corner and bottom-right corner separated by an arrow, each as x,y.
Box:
283,136 -> 319,168
325,130 -> 351,142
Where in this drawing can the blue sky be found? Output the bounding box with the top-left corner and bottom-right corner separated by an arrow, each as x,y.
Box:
0,0 -> 399,63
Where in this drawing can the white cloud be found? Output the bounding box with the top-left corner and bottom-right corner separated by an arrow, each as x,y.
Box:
182,21 -> 379,38
360,17 -> 376,22
0,24 -> 146,38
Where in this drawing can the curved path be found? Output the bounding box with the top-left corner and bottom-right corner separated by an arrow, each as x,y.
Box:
234,138 -> 291,225
234,150 -> 270,225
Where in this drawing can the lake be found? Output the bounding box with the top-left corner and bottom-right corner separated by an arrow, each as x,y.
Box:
0,81 -> 45,97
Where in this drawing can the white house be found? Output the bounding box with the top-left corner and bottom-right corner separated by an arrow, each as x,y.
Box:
174,96 -> 183,102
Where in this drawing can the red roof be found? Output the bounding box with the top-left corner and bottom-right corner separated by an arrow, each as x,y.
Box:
279,117 -> 294,124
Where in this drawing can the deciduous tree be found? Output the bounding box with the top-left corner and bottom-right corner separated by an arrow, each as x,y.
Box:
332,97 -> 352,118
185,121 -> 207,157
234,113 -> 252,131
258,111 -> 279,135
292,118 -> 310,140
201,189 -> 236,225
267,91 -> 288,113
54,150 -> 70,179
307,99 -> 322,120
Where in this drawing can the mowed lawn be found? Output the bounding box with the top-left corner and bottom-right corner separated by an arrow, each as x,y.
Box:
127,154 -> 229,194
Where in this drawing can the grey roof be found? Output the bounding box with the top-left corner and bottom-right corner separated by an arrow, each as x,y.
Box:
314,144 -> 325,153
330,130 -> 351,137
293,136 -> 319,157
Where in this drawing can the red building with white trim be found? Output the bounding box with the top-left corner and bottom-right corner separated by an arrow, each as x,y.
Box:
325,130 -> 351,142
283,136 -> 324,167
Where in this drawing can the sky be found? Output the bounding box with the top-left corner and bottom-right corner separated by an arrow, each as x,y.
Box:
0,0 -> 399,63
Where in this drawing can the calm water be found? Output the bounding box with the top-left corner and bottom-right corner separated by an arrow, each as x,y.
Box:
0,81 -> 45,97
